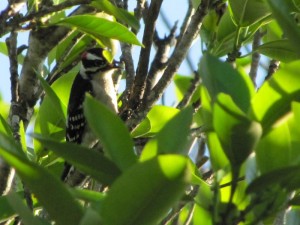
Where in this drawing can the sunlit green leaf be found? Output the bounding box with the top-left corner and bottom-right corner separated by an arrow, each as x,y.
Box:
34,70 -> 76,155
141,107 -> 193,161
0,114 -> 12,136
213,94 -> 262,167
91,0 -> 140,30
174,75 -> 201,103
0,133 -> 83,225
156,106 -> 193,155
37,74 -> 66,123
84,95 -> 137,171
267,0 -> 300,53
255,40 -> 300,63
55,15 -> 142,46
0,42 -> 8,56
193,205 -> 212,225
33,135 -> 121,185
206,132 -> 229,171
256,120 -> 292,173
250,60 -> 300,131
200,54 -> 255,112
101,155 -> 191,225
131,117 -> 151,137
137,106 -> 180,137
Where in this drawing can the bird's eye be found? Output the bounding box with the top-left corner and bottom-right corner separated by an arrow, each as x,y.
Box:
93,60 -> 106,67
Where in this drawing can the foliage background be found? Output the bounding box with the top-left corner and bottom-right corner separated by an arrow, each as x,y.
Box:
1,0 -> 300,225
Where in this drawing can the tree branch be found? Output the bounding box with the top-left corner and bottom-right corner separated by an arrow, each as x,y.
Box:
177,0 -> 194,45
119,0 -> 145,113
129,0 -> 164,108
0,0 -> 91,36
144,26 -> 177,97
0,32 -> 20,196
126,0 -> 211,130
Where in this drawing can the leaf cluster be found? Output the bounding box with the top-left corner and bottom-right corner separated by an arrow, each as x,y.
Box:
1,0 -> 300,225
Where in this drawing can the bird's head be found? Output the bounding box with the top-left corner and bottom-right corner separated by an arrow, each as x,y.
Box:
80,48 -> 121,79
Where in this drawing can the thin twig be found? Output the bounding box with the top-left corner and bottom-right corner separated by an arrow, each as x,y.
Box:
265,59 -> 280,81
177,0 -> 194,45
119,0 -> 145,113
176,71 -> 200,109
249,30 -> 263,86
183,204 -> 195,225
6,31 -> 21,143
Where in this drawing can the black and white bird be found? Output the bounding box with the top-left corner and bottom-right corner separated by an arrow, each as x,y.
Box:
62,47 -> 121,186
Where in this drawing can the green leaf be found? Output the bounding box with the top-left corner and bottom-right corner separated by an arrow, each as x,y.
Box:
141,107 -> 193,161
91,0 -> 140,30
194,179 -> 213,210
250,60 -> 300,131
174,75 -> 201,103
0,192 -> 19,222
56,15 -> 142,46
0,131 -> 26,159
213,10 -> 237,56
131,117 -> 151,137
255,40 -> 300,63
34,70 -> 76,155
132,106 -> 180,137
0,133 -> 83,225
228,0 -> 270,27
293,0 -> 300,10
0,42 -> 8,56
37,74 -> 66,123
84,95 -> 137,171
101,155 -> 191,225
246,166 -> 300,193
255,121 -> 292,174
200,10 -> 219,46
6,193 -> 46,225
33,135 -> 121,185
56,34 -> 93,74
79,208 -> 102,225
70,188 -> 105,203
156,107 -> 193,155
193,205 -> 212,225
199,86 -> 213,127
267,0 -> 300,54
213,94 -> 262,167
206,132 -> 229,171
199,53 -> 255,112
0,114 -> 12,136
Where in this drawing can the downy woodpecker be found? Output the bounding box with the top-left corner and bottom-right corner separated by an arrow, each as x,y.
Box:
62,47 -> 120,186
